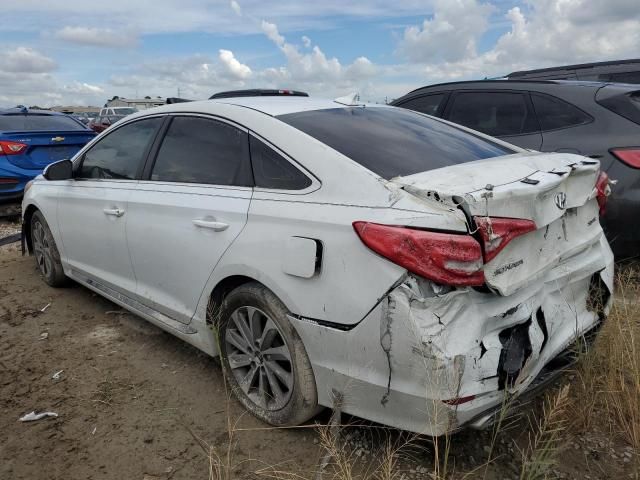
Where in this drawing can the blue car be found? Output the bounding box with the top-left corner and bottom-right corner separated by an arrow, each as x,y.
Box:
0,107 -> 95,201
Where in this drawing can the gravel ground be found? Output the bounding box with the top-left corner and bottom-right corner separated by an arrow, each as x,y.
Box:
0,218 -> 637,479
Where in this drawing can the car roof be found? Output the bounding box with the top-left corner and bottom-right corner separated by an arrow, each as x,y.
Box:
143,96 -> 388,117
400,79 -> 610,97
0,107 -> 65,116
508,58 -> 640,77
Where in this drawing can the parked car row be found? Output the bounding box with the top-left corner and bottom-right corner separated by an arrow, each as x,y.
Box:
391,80 -> 640,259
22,90 -> 614,436
0,107 -> 95,201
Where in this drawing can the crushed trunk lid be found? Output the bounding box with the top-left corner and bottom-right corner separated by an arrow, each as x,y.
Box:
392,152 -> 607,295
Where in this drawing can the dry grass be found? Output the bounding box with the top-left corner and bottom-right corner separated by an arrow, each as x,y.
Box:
570,266 -> 640,450
190,265 -> 639,479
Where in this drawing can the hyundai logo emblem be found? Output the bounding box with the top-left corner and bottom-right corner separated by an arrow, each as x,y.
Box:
554,192 -> 567,210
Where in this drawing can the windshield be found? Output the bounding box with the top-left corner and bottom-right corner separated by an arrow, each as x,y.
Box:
0,113 -> 86,132
277,107 -> 514,179
113,108 -> 137,115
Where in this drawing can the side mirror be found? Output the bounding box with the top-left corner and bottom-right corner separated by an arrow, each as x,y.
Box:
43,159 -> 73,181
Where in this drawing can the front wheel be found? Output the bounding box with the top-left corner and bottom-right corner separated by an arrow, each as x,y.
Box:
218,282 -> 320,426
30,210 -> 67,287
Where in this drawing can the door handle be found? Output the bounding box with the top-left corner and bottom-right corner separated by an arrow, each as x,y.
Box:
192,219 -> 229,231
103,208 -> 125,217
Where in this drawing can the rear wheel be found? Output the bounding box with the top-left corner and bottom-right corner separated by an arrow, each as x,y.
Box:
217,282 -> 319,426
31,210 -> 67,287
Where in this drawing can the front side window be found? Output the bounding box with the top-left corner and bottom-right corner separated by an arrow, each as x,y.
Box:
78,117 -> 162,179
397,93 -> 446,117
448,92 -> 539,137
277,107 -> 514,179
531,93 -> 592,131
150,116 -> 252,186
250,136 -> 311,190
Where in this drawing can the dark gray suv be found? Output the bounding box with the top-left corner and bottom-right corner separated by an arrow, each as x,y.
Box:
392,80 -> 640,260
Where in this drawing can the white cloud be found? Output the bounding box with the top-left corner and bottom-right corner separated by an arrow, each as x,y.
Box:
399,0 -> 494,63
259,19 -> 377,93
301,35 -> 311,48
261,20 -> 285,47
54,26 -> 137,47
399,0 -> 640,82
63,82 -> 105,95
1,47 -> 56,73
230,0 -> 242,16
219,49 -> 252,80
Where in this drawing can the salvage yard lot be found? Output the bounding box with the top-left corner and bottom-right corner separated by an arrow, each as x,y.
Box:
0,225 -> 638,479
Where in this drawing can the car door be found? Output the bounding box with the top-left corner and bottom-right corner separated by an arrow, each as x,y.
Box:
444,90 -> 543,150
529,92 -> 594,154
393,92 -> 449,118
57,116 -> 163,295
125,114 -> 253,324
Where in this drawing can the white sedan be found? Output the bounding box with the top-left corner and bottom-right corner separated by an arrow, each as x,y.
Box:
21,93 -> 614,435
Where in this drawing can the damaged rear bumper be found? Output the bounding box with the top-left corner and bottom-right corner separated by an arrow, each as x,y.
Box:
291,235 -> 614,436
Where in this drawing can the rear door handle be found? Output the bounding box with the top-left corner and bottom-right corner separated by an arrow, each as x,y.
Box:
103,208 -> 125,217
192,219 -> 229,231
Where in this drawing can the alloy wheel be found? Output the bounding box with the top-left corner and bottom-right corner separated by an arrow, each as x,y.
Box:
32,220 -> 52,278
224,306 -> 294,411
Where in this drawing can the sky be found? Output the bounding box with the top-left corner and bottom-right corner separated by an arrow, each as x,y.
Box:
0,0 -> 638,107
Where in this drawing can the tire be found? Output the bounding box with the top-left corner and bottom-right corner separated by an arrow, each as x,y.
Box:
217,282 -> 320,426
30,210 -> 67,287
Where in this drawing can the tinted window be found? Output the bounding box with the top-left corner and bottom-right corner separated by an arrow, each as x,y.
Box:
250,136 -> 311,190
79,117 -> 161,179
0,114 -> 85,131
531,94 -> 592,131
150,116 -> 251,186
397,93 -> 446,116
448,92 -> 538,137
113,107 -> 137,115
277,107 -> 513,179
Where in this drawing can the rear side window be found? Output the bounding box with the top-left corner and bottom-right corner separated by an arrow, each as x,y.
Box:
448,92 -> 538,137
250,136 -> 311,190
78,117 -> 162,179
0,114 -> 85,131
277,107 -> 513,179
531,93 -> 592,131
150,116 -> 252,186
397,93 -> 446,116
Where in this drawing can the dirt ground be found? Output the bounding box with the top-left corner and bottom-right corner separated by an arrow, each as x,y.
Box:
0,218 -> 637,480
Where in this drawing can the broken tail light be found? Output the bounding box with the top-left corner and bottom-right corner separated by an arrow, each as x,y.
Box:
474,217 -> 537,263
611,147 -> 640,169
595,171 -> 611,216
0,140 -> 27,155
352,222 -> 485,286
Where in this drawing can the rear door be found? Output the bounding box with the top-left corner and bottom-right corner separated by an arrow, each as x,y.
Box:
125,114 -> 253,324
529,92 -> 594,154
394,92 -> 449,117
443,91 -> 543,150
57,116 -> 163,295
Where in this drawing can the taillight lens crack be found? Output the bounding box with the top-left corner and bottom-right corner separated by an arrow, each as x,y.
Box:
353,222 -> 485,287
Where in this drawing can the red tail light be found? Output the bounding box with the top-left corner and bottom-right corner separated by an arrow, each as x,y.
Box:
611,148 -> 640,169
474,217 -> 537,262
0,140 -> 27,155
595,171 -> 610,216
0,177 -> 19,184
353,222 -> 484,286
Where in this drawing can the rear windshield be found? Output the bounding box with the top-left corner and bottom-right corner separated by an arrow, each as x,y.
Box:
277,107 -> 514,179
0,114 -> 86,132
114,108 -> 137,115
